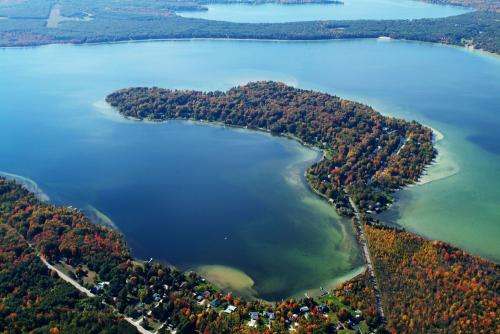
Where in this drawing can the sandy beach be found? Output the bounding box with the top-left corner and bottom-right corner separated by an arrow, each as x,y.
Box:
196,264 -> 258,299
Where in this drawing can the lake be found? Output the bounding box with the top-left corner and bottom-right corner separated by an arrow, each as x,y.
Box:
177,0 -> 472,23
0,38 -> 499,299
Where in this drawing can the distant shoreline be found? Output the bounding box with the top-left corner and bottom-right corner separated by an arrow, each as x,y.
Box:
1,32 -> 498,58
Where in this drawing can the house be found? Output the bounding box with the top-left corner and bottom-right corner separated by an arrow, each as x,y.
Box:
224,305 -> 237,314
318,304 -> 329,313
249,311 -> 260,320
135,303 -> 145,315
248,319 -> 256,328
95,281 -> 110,292
264,312 -> 275,321
196,295 -> 204,302
202,290 -> 211,299
210,298 -> 220,308
299,306 -> 310,313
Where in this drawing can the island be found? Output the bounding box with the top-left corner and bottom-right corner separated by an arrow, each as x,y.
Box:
106,81 -> 435,216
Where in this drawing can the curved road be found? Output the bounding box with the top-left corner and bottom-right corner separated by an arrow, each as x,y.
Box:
23,239 -> 155,334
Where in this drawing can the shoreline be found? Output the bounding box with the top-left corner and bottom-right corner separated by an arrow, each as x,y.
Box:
1,35 -> 498,58
413,125 -> 459,186
294,264 -> 366,299
0,171 -> 50,202
102,87 -> 437,295
339,94 -> 456,188
0,91 -> 443,302
84,205 -> 120,231
99,99 -> 326,155
194,264 -> 260,300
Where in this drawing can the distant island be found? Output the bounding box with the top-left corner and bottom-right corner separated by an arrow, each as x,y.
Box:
106,81 -> 435,216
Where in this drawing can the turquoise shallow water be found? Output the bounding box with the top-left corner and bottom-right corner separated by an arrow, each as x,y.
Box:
177,0 -> 471,23
0,38 -> 499,299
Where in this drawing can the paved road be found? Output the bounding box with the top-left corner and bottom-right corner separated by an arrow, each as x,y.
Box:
348,197 -> 386,321
38,255 -> 95,297
41,254 -> 155,333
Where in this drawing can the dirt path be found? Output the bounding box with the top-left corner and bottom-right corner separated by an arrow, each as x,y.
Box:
349,197 -> 385,321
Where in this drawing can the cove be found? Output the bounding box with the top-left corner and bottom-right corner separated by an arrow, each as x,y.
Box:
0,37 -> 499,298
0,89 -> 362,300
177,0 -> 472,23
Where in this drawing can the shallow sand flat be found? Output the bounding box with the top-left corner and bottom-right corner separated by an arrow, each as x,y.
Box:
85,204 -> 119,230
283,146 -> 321,188
429,126 -> 444,142
416,127 -> 459,186
93,100 -> 138,123
416,147 -> 459,185
296,265 -> 366,299
196,264 -> 257,299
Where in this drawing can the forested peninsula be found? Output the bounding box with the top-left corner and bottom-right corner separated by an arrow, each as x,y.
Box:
0,0 -> 498,54
106,81 -> 435,216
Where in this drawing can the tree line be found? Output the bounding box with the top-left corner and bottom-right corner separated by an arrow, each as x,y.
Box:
0,0 -> 498,54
